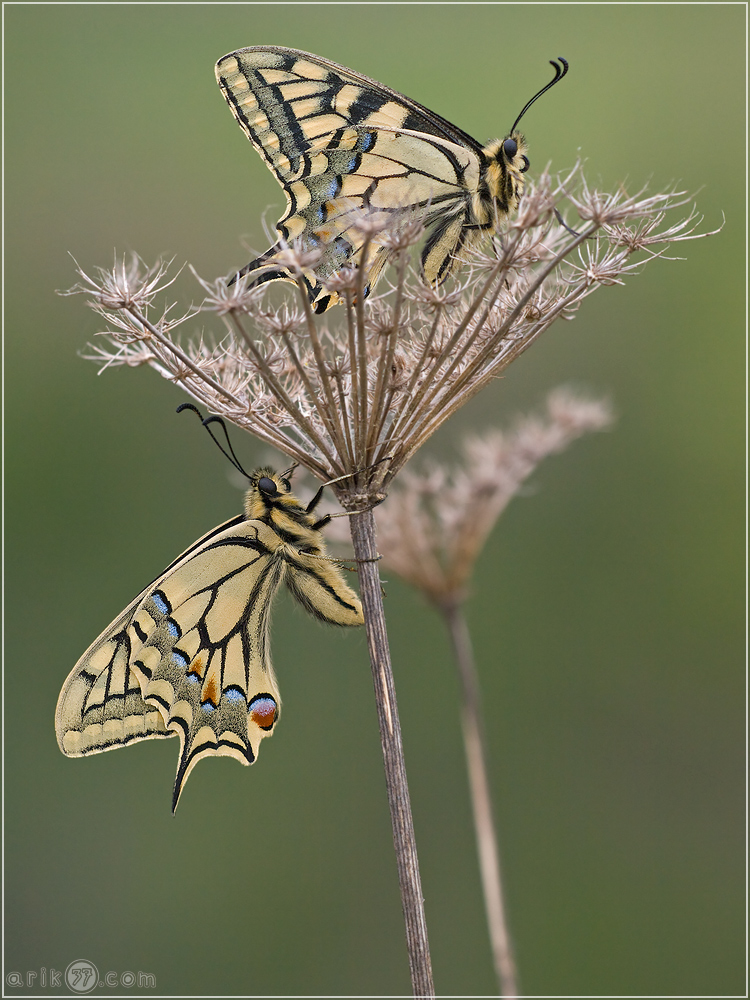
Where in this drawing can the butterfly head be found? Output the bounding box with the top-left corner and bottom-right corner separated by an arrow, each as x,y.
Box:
243,465 -> 315,528
474,57 -> 568,228
479,132 -> 531,219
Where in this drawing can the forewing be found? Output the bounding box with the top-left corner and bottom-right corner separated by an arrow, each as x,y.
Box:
215,47 -> 482,308
56,517 -> 286,810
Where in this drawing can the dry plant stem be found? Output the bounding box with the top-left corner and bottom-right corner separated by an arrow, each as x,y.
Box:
124,305 -> 338,465
349,507 -> 435,999
442,600 -> 518,998
296,277 -> 348,454
404,224 -> 600,453
385,260 -> 504,452
368,252 -> 407,454
124,306 -> 245,409
229,312 -> 340,471
355,237 -> 372,457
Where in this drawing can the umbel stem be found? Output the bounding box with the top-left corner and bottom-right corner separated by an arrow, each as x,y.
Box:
349,508 -> 435,999
443,601 -> 518,997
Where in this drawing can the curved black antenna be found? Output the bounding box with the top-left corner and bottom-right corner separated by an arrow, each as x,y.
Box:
176,403 -> 252,480
510,57 -> 569,135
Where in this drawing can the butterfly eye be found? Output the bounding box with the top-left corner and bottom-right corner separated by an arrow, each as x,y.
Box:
520,155 -> 530,173
258,476 -> 279,497
503,137 -> 518,159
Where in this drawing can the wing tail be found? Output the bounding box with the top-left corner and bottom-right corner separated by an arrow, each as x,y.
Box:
226,244 -> 290,287
227,242 -> 342,313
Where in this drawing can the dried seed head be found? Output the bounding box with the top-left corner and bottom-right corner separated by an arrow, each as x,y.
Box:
67,170 -> 713,497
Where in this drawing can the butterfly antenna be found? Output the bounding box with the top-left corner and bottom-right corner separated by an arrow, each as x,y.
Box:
510,57 -> 569,134
176,403 -> 252,479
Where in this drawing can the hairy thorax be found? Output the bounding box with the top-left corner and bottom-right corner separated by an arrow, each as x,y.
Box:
472,131 -> 529,228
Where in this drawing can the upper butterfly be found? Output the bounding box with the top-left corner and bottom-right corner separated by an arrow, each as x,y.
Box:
215,46 -> 569,312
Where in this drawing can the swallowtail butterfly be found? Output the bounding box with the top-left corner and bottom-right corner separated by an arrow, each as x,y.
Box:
56,407 -> 363,811
215,46 -> 568,311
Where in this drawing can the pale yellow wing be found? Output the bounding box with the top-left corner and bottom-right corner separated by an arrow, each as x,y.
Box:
57,510 -> 364,809
56,516 -> 285,810
215,46 -> 483,310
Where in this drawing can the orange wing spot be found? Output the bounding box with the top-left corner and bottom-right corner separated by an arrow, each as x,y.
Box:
187,655 -> 205,679
249,696 -> 279,731
201,673 -> 219,708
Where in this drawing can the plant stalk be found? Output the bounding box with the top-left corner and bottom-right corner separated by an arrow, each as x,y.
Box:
442,599 -> 518,998
349,507 -> 435,999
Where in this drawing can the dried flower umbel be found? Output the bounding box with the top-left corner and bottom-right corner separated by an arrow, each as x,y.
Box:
73,169 -> 710,496
64,168 -> 714,998
375,389 -> 615,607
364,390 -> 614,995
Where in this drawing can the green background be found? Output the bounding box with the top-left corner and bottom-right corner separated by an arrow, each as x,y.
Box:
4,4 -> 745,997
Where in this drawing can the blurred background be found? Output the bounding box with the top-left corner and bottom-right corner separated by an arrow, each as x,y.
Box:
4,5 -> 744,997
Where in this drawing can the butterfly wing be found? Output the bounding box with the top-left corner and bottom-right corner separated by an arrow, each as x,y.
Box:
215,46 -> 485,310
56,516 -> 287,810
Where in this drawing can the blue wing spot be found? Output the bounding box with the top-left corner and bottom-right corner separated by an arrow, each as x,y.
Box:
172,650 -> 188,669
358,132 -> 374,152
186,674 -> 200,685
165,619 -> 181,640
224,687 -> 246,704
345,156 -> 359,172
152,591 -> 170,615
201,702 -> 216,714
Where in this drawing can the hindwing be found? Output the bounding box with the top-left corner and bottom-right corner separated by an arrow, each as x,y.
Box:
58,517 -> 286,810
215,46 -> 485,310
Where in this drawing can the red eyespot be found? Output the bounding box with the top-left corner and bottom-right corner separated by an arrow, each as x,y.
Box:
249,695 -> 279,731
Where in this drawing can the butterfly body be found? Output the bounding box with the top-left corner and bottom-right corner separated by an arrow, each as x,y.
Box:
56,468 -> 363,810
215,47 -> 564,311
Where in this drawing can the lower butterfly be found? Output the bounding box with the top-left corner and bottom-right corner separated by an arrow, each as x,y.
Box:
56,406 -> 363,811
215,46 -> 568,312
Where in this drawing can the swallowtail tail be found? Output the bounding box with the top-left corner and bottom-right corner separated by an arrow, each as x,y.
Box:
215,46 -> 568,312
56,408 -> 363,811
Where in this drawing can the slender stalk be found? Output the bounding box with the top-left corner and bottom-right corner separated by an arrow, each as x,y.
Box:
348,507 -> 435,999
367,251 -> 407,455
124,305 -> 246,409
354,236 -> 373,459
442,600 -> 518,998
227,312 -> 339,471
295,277 -> 348,456
388,258 -> 509,450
